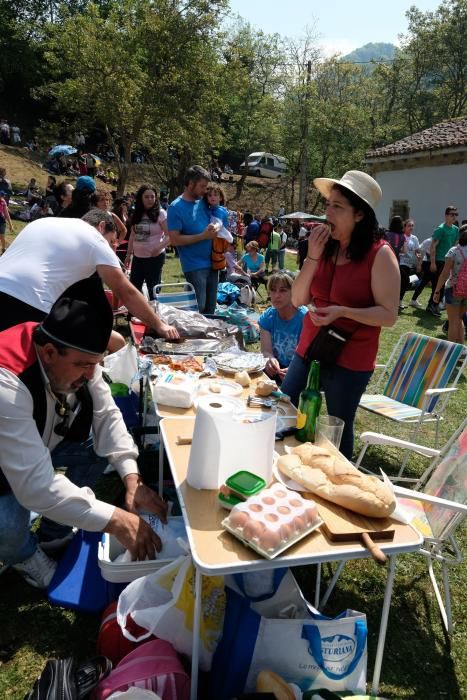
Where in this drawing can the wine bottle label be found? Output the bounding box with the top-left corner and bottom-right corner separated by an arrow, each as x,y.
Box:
296,410 -> 306,429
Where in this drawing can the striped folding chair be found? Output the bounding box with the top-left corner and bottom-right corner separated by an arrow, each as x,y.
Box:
359,332 -> 466,445
153,282 -> 199,312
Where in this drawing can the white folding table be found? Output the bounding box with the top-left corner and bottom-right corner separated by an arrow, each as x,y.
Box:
159,417 -> 423,700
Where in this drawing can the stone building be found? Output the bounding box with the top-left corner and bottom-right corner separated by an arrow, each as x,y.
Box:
364,118 -> 467,240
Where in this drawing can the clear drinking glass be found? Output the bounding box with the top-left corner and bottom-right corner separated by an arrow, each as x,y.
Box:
316,415 -> 345,450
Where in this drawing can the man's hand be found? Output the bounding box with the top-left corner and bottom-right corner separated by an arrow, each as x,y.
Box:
124,475 -> 168,523
106,507 -> 162,561
204,223 -> 220,240
156,321 -> 180,340
430,262 -> 437,273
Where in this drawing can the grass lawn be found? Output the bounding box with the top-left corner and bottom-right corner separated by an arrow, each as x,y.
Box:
0,244 -> 465,699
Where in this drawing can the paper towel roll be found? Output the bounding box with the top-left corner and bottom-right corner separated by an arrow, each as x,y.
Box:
187,395 -> 276,490
187,396 -> 234,490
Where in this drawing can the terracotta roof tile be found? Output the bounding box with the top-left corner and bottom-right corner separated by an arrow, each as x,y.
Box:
365,118 -> 467,159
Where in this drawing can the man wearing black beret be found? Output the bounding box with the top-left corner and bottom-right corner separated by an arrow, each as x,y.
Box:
0,278 -> 167,589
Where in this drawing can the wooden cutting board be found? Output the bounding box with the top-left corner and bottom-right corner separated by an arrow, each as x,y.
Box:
302,492 -> 395,563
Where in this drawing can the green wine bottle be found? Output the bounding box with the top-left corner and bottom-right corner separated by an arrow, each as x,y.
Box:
295,360 -> 322,443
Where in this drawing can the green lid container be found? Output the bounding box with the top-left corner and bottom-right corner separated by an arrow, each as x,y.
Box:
225,470 -> 266,499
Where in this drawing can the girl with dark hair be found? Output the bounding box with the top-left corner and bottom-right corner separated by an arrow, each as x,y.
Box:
385,215 -> 406,263
281,171 -> 399,459
125,184 -> 168,299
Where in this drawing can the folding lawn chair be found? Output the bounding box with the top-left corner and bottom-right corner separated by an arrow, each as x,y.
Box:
128,282 -> 199,347
356,421 -> 467,634
359,332 -> 466,446
321,420 -> 467,635
153,282 -> 199,312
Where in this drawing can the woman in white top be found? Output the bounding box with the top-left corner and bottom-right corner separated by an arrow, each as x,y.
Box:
399,219 -> 420,308
433,225 -> 467,344
126,185 -> 169,300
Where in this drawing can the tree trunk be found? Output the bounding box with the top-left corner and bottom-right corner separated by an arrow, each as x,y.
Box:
234,172 -> 247,199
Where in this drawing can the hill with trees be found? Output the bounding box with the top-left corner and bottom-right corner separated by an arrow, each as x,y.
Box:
342,42 -> 397,65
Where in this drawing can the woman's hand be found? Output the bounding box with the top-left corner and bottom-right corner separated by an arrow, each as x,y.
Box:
308,305 -> 343,326
432,290 -> 441,303
265,356 -> 281,377
124,253 -> 132,269
307,224 -> 331,261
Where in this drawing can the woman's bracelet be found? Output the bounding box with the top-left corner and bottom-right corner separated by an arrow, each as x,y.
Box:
306,255 -> 320,262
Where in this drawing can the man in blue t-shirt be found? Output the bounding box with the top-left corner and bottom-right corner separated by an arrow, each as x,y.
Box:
167,165 -> 219,314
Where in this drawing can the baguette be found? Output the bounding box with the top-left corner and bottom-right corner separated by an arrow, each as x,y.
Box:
277,451 -> 395,518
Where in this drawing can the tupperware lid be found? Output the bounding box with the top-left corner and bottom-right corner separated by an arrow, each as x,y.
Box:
225,470 -> 266,497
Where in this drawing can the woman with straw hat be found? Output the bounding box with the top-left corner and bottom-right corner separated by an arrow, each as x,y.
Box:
281,170 -> 399,459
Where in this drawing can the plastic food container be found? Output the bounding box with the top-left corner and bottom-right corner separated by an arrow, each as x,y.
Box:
98,516 -> 186,583
218,470 -> 266,510
222,483 -> 322,559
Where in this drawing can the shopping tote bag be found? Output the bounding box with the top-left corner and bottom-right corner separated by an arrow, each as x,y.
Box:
211,582 -> 367,699
116,555 -> 225,671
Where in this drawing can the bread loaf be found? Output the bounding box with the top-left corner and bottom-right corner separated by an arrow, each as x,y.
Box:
277,447 -> 395,518
256,670 -> 295,700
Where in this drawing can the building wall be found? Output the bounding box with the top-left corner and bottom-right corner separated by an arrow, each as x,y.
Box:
372,162 -> 467,241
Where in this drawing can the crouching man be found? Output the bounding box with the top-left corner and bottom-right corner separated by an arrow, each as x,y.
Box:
0,277 -> 167,589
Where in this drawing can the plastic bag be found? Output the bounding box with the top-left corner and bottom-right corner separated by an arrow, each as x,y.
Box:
117,556 -> 225,671
104,343 -> 138,386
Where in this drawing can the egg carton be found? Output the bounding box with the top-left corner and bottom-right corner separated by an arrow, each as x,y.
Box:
222,482 -> 323,560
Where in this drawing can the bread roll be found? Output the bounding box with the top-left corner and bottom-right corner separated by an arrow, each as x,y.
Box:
234,370 -> 250,387
255,379 -> 276,397
256,670 -> 295,700
277,449 -> 395,518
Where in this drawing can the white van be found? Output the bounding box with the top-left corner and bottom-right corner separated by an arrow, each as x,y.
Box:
240,152 -> 287,178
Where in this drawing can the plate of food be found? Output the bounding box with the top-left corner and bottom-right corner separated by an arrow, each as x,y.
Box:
199,379 -> 244,397
149,354 -> 205,374
214,352 -> 266,375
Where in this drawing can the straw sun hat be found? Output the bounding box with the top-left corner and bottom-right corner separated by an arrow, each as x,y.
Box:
313,170 -> 382,212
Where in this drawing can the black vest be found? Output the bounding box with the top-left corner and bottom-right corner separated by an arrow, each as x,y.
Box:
0,361 -> 93,496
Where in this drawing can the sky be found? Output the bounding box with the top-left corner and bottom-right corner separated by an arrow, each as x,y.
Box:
227,0 -> 442,56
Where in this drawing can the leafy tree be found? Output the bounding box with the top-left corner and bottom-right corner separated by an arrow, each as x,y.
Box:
218,21 -> 286,198
42,0 -> 228,194
372,0 -> 467,136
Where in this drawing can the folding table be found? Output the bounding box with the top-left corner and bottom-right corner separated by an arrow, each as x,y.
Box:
159,417 -> 423,700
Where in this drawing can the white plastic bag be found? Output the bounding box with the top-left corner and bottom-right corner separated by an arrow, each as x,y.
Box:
240,285 -> 256,306
104,343 -> 138,386
117,555 -> 225,671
